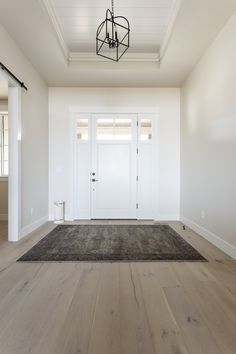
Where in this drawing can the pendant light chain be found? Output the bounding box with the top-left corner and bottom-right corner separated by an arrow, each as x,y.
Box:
111,0 -> 114,16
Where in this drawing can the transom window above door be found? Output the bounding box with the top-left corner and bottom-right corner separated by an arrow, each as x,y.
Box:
97,118 -> 132,140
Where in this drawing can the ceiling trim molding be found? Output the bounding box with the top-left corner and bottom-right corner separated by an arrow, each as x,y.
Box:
38,0 -> 170,64
39,0 -> 69,61
69,52 -> 160,63
160,0 -> 183,60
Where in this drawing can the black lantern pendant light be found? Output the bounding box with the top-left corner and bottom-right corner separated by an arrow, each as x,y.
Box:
96,0 -> 130,62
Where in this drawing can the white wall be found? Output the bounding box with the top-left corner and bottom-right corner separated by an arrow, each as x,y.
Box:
49,88 -> 180,220
0,99 -> 8,110
0,24 -> 48,236
181,12 -> 236,259
0,180 -> 8,220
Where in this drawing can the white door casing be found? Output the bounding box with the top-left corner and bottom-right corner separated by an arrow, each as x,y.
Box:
72,110 -> 158,220
8,87 -> 22,241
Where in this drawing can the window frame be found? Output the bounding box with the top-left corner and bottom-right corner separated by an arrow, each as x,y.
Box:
139,118 -> 153,142
0,112 -> 9,180
96,117 -> 133,141
76,117 -> 89,141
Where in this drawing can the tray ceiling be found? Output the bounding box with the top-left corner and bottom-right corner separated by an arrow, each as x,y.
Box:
48,0 -> 178,59
1,0 -> 236,87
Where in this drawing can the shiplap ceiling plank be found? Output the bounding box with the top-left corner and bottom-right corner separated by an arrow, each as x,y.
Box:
51,0 -> 177,53
55,8 -> 173,18
53,0 -> 175,7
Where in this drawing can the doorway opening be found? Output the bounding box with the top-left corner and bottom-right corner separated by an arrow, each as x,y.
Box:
0,71 -> 21,242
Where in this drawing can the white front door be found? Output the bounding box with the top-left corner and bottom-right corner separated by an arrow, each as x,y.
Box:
74,112 -> 157,220
91,114 -> 137,219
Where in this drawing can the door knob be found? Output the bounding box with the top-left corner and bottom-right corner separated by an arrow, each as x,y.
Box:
91,178 -> 99,182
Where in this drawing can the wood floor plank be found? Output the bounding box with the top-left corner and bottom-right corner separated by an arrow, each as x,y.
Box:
119,263 -> 156,354
136,262 -> 190,354
0,263 -> 41,302
87,263 -> 122,354
173,263 -> 236,354
43,263 -> 102,354
0,264 -> 44,335
171,262 -> 214,288
163,285 -> 223,354
185,282 -> 236,354
0,264 -> 81,353
204,259 -> 236,296
151,262 -> 181,288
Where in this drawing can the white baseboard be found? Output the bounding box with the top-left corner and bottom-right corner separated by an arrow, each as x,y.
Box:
156,214 -> 180,221
48,214 -> 72,221
21,216 -> 48,239
0,213 -> 8,221
181,216 -> 236,260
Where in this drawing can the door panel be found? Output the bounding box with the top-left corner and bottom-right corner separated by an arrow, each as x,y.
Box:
95,144 -> 133,212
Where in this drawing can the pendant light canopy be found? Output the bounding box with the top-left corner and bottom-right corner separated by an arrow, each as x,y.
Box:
96,0 -> 130,62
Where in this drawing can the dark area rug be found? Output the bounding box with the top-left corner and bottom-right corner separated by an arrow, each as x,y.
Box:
17,224 -> 206,262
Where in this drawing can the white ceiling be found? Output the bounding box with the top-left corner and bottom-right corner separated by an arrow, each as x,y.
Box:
51,0 -> 177,54
0,0 -> 236,87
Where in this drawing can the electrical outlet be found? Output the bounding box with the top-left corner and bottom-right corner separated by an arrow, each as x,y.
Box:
201,210 -> 206,219
30,207 -> 34,216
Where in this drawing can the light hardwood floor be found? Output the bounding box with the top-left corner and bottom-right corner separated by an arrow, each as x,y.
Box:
0,220 -> 236,354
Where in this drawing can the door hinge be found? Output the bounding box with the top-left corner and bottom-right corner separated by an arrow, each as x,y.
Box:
136,175 -> 138,182
137,121 -> 139,127
136,148 -> 138,154
136,203 -> 138,209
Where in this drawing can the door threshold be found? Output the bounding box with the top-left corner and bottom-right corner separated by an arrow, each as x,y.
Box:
91,218 -> 138,221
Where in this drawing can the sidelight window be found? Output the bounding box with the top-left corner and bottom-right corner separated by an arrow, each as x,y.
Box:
76,118 -> 89,140
140,118 -> 152,141
0,114 -> 8,177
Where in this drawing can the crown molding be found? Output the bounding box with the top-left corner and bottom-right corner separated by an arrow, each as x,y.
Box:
69,52 -> 160,63
160,0 -> 183,60
39,0 -> 167,64
39,0 -> 69,61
